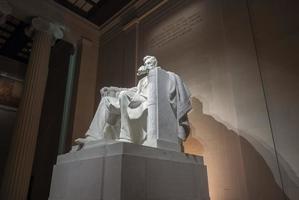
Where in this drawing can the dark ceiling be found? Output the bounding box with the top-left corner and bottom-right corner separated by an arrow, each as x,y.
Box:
0,15 -> 32,64
54,0 -> 134,27
0,0 -> 134,65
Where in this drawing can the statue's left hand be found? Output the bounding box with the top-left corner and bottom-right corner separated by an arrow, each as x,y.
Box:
129,95 -> 146,108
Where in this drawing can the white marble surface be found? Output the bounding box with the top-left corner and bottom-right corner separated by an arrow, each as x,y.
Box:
76,56 -> 191,152
49,142 -> 209,200
59,141 -> 203,165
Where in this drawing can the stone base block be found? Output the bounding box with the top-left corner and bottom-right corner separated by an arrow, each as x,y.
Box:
49,141 -> 210,200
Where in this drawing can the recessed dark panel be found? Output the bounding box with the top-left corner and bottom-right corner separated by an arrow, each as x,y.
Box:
0,15 -> 32,64
55,0 -> 133,27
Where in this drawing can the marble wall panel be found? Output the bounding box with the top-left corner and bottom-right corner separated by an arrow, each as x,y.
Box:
72,39 -> 99,141
96,0 -> 299,199
137,0 -> 290,199
248,0 -> 299,198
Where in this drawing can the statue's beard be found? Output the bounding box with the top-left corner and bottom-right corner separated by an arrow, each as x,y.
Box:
137,65 -> 155,76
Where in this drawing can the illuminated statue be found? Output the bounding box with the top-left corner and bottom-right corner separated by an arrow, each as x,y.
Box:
75,56 -> 191,151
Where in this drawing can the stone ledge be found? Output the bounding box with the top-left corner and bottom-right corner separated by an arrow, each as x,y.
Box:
58,141 -> 203,165
50,142 -> 209,200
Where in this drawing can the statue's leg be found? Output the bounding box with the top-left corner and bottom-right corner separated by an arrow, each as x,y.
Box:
118,91 -> 135,143
84,99 -> 107,140
85,97 -> 120,139
118,91 -> 147,143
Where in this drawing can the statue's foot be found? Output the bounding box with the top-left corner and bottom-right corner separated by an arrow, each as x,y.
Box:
75,136 -> 98,144
116,138 -> 132,143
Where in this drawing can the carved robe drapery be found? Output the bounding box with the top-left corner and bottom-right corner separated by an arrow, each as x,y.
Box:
84,69 -> 191,144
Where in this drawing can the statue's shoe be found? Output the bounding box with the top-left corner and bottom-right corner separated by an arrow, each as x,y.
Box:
116,138 -> 133,143
75,136 -> 97,144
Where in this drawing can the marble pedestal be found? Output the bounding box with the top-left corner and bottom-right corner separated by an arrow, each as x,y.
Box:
49,141 -> 210,200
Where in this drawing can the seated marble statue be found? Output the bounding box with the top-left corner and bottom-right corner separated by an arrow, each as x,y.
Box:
75,56 -> 192,150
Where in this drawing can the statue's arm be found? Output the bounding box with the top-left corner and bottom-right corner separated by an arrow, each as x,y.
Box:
100,86 -> 137,98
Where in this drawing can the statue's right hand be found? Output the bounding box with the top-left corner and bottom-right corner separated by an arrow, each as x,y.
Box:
100,87 -> 110,97
101,87 -> 124,97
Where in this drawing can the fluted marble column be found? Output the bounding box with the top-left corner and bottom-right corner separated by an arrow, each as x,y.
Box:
0,30 -> 52,199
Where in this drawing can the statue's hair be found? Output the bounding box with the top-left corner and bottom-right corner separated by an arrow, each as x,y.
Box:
143,55 -> 158,66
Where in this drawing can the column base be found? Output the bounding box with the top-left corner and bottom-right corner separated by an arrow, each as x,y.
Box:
49,142 -> 210,200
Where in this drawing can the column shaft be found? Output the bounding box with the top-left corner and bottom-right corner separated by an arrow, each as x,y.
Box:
0,31 -> 52,200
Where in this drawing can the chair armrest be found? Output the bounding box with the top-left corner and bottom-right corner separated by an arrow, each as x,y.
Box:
100,86 -> 137,98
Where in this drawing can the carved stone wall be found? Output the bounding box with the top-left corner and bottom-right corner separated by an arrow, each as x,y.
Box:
97,0 -> 299,199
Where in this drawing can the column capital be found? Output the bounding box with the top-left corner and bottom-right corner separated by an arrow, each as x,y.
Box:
0,0 -> 12,25
31,17 -> 65,42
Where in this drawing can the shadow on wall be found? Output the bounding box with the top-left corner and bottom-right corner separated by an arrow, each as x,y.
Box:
183,97 -> 290,200
241,132 -> 299,200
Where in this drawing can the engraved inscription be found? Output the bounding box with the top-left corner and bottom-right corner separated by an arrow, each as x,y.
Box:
147,11 -> 202,49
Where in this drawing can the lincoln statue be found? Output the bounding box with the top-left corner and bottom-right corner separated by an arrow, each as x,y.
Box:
75,56 -> 192,148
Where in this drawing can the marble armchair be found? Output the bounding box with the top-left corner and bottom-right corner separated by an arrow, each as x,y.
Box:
75,56 -> 191,153
143,67 -> 182,152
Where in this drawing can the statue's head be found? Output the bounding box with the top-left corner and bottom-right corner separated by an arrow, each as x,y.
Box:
137,55 -> 158,76
143,55 -> 158,68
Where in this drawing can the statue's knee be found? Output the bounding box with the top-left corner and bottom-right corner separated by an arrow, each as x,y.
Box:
102,96 -> 108,101
101,96 -> 109,105
118,91 -> 128,100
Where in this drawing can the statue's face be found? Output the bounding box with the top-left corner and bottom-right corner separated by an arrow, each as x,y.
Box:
137,56 -> 157,76
144,57 -> 157,69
